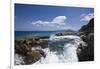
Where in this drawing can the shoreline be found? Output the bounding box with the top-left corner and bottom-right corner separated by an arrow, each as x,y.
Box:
14,18 -> 94,65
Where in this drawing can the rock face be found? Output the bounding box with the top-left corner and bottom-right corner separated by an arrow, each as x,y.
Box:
78,18 -> 94,61
79,18 -> 94,34
15,36 -> 48,65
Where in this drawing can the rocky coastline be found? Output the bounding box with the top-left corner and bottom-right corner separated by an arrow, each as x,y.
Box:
78,18 -> 94,61
15,18 -> 94,65
15,36 -> 49,65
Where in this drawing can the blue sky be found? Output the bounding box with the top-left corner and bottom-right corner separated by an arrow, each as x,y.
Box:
15,4 -> 94,31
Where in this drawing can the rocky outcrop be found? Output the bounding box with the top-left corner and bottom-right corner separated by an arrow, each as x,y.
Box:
15,36 -> 49,65
24,50 -> 42,64
55,32 -> 78,36
78,18 -> 94,61
79,18 -> 94,34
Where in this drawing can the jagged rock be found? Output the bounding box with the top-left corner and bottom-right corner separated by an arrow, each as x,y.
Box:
78,18 -> 94,61
15,37 -> 47,54
15,36 -> 48,65
79,18 -> 94,35
15,39 -> 32,55
24,51 -> 42,64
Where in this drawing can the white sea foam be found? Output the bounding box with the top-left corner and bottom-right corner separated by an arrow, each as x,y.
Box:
14,54 -> 25,65
15,34 -> 86,65
49,34 -> 80,41
35,35 -> 86,64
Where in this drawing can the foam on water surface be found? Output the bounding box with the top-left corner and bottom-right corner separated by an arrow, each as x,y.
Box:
34,35 -> 86,64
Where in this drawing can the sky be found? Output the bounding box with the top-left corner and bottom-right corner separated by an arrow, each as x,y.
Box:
15,4 -> 94,31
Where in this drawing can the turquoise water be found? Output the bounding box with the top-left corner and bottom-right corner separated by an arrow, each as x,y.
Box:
15,31 -> 59,39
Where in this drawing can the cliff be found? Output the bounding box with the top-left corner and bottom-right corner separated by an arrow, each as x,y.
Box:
78,18 -> 94,61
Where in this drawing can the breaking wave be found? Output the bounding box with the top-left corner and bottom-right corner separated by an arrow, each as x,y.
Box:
34,35 -> 86,64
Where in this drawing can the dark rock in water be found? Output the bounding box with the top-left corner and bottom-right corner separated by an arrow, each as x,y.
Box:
36,49 -> 46,58
78,18 -> 94,61
55,32 -> 78,36
78,33 -> 94,61
80,35 -> 88,42
39,39 -> 49,49
55,33 -> 63,36
23,49 -> 46,65
24,51 -> 42,64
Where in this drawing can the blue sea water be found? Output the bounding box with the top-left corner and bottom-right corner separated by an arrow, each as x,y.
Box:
15,31 -> 58,39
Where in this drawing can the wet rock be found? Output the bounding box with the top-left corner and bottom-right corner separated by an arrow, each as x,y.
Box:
15,36 -> 48,65
55,32 -> 78,36
55,33 -> 63,36
15,39 -> 32,55
24,51 -> 42,64
78,18 -> 94,61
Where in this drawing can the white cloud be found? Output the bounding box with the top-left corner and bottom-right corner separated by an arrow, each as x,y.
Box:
52,16 -> 67,25
80,13 -> 94,21
32,16 -> 67,27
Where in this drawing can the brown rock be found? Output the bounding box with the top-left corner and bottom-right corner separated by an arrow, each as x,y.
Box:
24,51 -> 42,64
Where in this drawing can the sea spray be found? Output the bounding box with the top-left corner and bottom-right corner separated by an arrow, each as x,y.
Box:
14,35 -> 86,65
14,54 -> 25,65
35,35 -> 87,64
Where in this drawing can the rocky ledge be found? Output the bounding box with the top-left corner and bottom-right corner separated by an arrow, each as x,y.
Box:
15,36 -> 49,65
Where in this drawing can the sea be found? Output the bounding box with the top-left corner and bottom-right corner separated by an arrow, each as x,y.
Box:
15,30 -> 87,65
15,34 -> 87,64
15,31 -> 60,39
